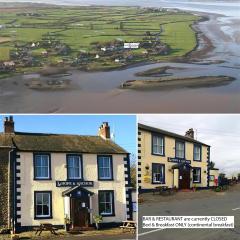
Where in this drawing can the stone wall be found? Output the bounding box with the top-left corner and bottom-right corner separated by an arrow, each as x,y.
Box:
0,148 -> 10,227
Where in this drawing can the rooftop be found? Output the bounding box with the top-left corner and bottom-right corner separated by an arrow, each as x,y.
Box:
0,131 -> 127,154
138,123 -> 210,147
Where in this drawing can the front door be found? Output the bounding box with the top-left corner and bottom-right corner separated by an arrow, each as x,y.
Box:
179,165 -> 190,189
71,198 -> 90,228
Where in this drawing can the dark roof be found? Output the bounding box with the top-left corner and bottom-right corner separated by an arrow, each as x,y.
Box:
172,163 -> 192,169
62,186 -> 94,196
210,168 -> 219,171
0,134 -> 14,147
138,123 -> 210,147
0,132 -> 127,154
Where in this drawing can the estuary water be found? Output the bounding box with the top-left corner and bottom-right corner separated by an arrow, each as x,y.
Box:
0,0 -> 240,113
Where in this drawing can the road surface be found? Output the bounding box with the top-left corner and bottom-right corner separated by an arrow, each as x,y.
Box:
139,189 -> 240,240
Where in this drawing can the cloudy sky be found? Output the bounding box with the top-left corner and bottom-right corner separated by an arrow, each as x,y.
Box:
138,114 -> 240,177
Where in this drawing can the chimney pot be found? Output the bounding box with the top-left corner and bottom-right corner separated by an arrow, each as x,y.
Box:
185,128 -> 194,139
4,116 -> 15,133
98,122 -> 110,140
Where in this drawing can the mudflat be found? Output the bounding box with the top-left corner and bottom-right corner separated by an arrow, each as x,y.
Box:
121,76 -> 235,90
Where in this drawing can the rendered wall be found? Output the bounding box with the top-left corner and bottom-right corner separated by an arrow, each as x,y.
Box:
139,129 -> 209,190
209,169 -> 219,187
16,152 -> 127,227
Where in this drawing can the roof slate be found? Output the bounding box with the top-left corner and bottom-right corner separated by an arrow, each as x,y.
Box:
138,123 -> 210,147
0,132 -> 127,154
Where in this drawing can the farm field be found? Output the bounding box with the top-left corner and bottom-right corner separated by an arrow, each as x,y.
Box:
0,5 -> 200,74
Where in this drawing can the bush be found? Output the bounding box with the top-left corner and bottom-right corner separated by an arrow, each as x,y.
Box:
215,186 -> 222,192
222,185 -> 228,191
0,227 -> 11,234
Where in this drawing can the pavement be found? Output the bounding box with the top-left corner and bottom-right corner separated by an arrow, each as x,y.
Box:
0,230 -> 135,240
138,184 -> 240,240
46,233 -> 135,240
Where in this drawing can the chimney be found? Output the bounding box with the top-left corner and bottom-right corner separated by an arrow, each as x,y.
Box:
185,128 -> 194,139
4,116 -> 15,134
98,122 -> 110,140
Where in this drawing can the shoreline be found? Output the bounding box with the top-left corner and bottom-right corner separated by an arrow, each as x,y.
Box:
121,76 -> 236,91
0,4 -> 216,79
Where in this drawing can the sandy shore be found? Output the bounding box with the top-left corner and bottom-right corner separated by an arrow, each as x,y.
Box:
121,76 -> 235,90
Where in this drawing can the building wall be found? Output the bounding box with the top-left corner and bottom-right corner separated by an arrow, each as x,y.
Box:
0,148 -> 10,227
209,169 -> 219,187
138,129 -> 209,190
131,190 -> 136,221
16,152 -> 127,227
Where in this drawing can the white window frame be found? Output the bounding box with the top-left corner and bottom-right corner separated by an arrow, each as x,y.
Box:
194,145 -> 201,161
153,164 -> 164,183
35,192 -> 51,218
98,156 -> 112,180
176,141 -> 185,159
193,168 -> 201,183
34,154 -> 50,179
152,135 -> 164,155
99,191 -> 113,215
67,155 -> 82,180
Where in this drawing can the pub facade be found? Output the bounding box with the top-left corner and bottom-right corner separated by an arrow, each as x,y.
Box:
138,123 -> 218,192
0,117 -> 133,232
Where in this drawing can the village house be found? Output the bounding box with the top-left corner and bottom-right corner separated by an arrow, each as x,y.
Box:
0,117 -> 133,233
0,61 -> 16,72
138,124 -> 219,192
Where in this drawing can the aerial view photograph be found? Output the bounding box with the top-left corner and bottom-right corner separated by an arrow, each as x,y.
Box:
1,0 -> 240,240
0,0 -> 239,113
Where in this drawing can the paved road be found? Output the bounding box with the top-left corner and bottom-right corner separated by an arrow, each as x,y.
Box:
139,190 -> 240,240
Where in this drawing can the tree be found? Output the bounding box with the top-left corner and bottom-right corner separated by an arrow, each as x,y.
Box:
120,22 -> 124,30
159,24 -> 163,33
130,165 -> 136,189
209,161 -> 215,169
130,153 -> 136,188
146,31 -> 151,36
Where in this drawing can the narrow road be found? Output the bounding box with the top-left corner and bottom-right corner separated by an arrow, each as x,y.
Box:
139,189 -> 240,240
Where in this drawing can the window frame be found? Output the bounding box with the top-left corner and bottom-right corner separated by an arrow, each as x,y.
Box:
151,133 -> 165,156
66,154 -> 83,180
192,167 -> 201,183
97,155 -> 113,181
175,140 -> 185,159
98,190 -> 115,217
33,153 -> 51,180
34,191 -> 52,219
193,144 -> 202,162
152,163 -> 165,184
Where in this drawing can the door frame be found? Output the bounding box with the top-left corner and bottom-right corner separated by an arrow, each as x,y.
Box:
178,164 -> 191,189
70,197 -> 90,228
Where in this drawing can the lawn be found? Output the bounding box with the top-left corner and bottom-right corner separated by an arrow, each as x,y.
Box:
0,45 -> 10,61
0,5 -> 200,71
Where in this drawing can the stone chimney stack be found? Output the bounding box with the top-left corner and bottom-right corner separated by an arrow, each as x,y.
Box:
98,122 -> 110,140
185,128 -> 194,139
4,116 -> 15,134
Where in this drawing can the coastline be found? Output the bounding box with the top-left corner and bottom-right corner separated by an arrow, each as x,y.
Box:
0,4 -> 216,79
120,76 -> 236,91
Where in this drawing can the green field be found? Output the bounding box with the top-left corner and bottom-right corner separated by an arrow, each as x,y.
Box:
0,5 -> 200,71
